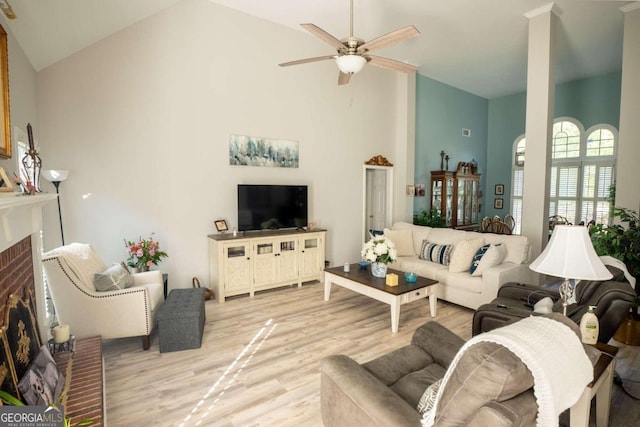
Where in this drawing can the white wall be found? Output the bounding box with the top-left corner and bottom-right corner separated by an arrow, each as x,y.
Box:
36,0 -> 405,289
617,4 -> 640,213
0,18 -> 38,173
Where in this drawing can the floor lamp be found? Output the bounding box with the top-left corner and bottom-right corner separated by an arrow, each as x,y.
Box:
42,170 -> 69,246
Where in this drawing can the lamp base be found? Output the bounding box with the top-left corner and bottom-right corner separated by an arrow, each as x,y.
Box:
558,277 -> 574,316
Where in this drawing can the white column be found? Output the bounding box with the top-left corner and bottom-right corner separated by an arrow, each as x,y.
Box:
393,72 -> 416,223
521,4 -> 562,258
616,3 -> 640,213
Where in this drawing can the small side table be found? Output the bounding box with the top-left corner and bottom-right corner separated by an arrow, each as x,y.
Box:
570,342 -> 618,427
163,273 -> 168,299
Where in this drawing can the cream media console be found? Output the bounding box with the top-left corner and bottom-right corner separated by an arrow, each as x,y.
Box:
208,229 -> 326,303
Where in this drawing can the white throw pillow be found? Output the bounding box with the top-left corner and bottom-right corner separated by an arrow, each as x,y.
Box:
449,238 -> 484,273
471,243 -> 507,277
383,228 -> 415,257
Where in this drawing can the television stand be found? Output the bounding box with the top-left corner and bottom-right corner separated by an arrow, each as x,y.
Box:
208,228 -> 326,303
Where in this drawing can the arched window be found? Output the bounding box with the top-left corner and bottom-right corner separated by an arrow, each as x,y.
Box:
510,120 -> 616,233
511,136 -> 525,234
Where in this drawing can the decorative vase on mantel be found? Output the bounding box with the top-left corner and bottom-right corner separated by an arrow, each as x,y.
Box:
371,262 -> 388,278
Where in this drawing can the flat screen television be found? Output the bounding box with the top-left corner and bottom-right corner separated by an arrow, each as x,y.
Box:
237,185 -> 308,232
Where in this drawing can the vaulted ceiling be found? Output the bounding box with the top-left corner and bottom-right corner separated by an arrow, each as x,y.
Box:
0,0 -> 634,98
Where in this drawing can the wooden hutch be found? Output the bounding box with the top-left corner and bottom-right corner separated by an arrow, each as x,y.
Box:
431,161 -> 481,230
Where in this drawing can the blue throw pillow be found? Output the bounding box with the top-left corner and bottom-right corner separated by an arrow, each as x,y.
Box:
469,244 -> 491,274
419,241 -> 453,265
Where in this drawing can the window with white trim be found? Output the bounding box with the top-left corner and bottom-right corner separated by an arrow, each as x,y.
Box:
510,120 -> 617,233
511,137 -> 525,234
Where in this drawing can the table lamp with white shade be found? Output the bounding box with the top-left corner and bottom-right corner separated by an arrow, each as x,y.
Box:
529,225 -> 612,316
41,170 -> 69,246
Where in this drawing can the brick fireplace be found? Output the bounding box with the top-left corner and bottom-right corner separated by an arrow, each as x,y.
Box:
0,194 -> 57,339
0,236 -> 35,310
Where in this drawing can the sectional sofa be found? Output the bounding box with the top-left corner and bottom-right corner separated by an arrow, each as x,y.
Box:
385,222 -> 532,309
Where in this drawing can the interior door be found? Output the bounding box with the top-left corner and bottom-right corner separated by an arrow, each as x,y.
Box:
363,166 -> 393,242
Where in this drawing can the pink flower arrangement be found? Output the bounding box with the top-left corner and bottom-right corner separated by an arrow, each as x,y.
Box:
124,234 -> 168,270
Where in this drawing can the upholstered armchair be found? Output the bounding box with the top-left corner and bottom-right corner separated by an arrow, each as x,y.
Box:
42,243 -> 164,350
321,315 -> 600,426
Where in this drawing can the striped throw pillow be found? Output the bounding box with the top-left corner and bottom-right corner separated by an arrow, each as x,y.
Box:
419,241 -> 453,265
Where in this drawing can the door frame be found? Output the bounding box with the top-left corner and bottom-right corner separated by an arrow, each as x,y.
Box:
362,165 -> 394,243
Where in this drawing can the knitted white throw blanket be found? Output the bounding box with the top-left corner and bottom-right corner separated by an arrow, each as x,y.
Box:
422,316 -> 593,427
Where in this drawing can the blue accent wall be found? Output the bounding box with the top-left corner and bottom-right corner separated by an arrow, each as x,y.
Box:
414,75 -> 488,217
484,71 -> 621,219
414,71 -> 621,224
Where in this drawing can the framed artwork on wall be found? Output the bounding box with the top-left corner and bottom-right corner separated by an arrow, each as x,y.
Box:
495,184 -> 504,195
494,198 -> 504,209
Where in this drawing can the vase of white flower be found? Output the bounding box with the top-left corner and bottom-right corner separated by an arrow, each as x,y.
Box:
371,262 -> 388,278
361,236 -> 397,278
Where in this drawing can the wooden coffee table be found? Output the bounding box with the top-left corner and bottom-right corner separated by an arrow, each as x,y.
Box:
324,264 -> 438,333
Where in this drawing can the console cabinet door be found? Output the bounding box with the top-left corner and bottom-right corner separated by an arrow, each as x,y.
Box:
253,242 -> 277,286
223,242 -> 252,294
277,238 -> 299,283
300,234 -> 324,281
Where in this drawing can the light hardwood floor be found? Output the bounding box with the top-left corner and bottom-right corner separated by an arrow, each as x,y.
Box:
102,282 -> 640,426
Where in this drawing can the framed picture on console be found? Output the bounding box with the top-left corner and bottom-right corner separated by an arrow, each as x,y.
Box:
214,219 -> 228,233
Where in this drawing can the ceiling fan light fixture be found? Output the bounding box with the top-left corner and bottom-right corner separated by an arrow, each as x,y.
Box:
336,54 -> 366,74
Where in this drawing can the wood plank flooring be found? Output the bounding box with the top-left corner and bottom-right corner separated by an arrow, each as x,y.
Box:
102,282 -> 640,426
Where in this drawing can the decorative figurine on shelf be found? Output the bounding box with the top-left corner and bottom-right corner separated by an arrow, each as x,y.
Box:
440,150 -> 445,170
445,155 -> 450,171
21,123 -> 42,194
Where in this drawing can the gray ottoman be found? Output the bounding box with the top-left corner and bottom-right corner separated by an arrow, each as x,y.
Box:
156,288 -> 206,353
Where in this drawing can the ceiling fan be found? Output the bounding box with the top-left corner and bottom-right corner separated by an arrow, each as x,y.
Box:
279,0 -> 420,85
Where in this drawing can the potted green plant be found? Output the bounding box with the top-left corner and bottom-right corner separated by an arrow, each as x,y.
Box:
413,208 -> 446,228
589,204 -> 640,318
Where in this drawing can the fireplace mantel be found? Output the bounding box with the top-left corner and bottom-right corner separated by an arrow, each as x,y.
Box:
0,193 -> 57,339
1,194 -> 57,251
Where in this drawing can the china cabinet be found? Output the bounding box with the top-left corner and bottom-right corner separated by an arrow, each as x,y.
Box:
430,162 -> 481,230
430,170 -> 454,227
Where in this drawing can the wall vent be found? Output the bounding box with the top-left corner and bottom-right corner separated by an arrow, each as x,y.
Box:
462,128 -> 471,137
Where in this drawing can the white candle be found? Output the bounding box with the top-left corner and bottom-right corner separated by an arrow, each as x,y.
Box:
53,324 -> 70,343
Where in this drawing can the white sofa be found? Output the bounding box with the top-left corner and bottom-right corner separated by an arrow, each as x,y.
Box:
385,222 -> 532,310
42,243 -> 164,350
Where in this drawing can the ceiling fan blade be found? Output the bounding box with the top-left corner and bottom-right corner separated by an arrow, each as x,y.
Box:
301,23 -> 346,52
338,72 -> 351,85
279,55 -> 336,67
358,25 -> 420,53
368,55 -> 418,73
